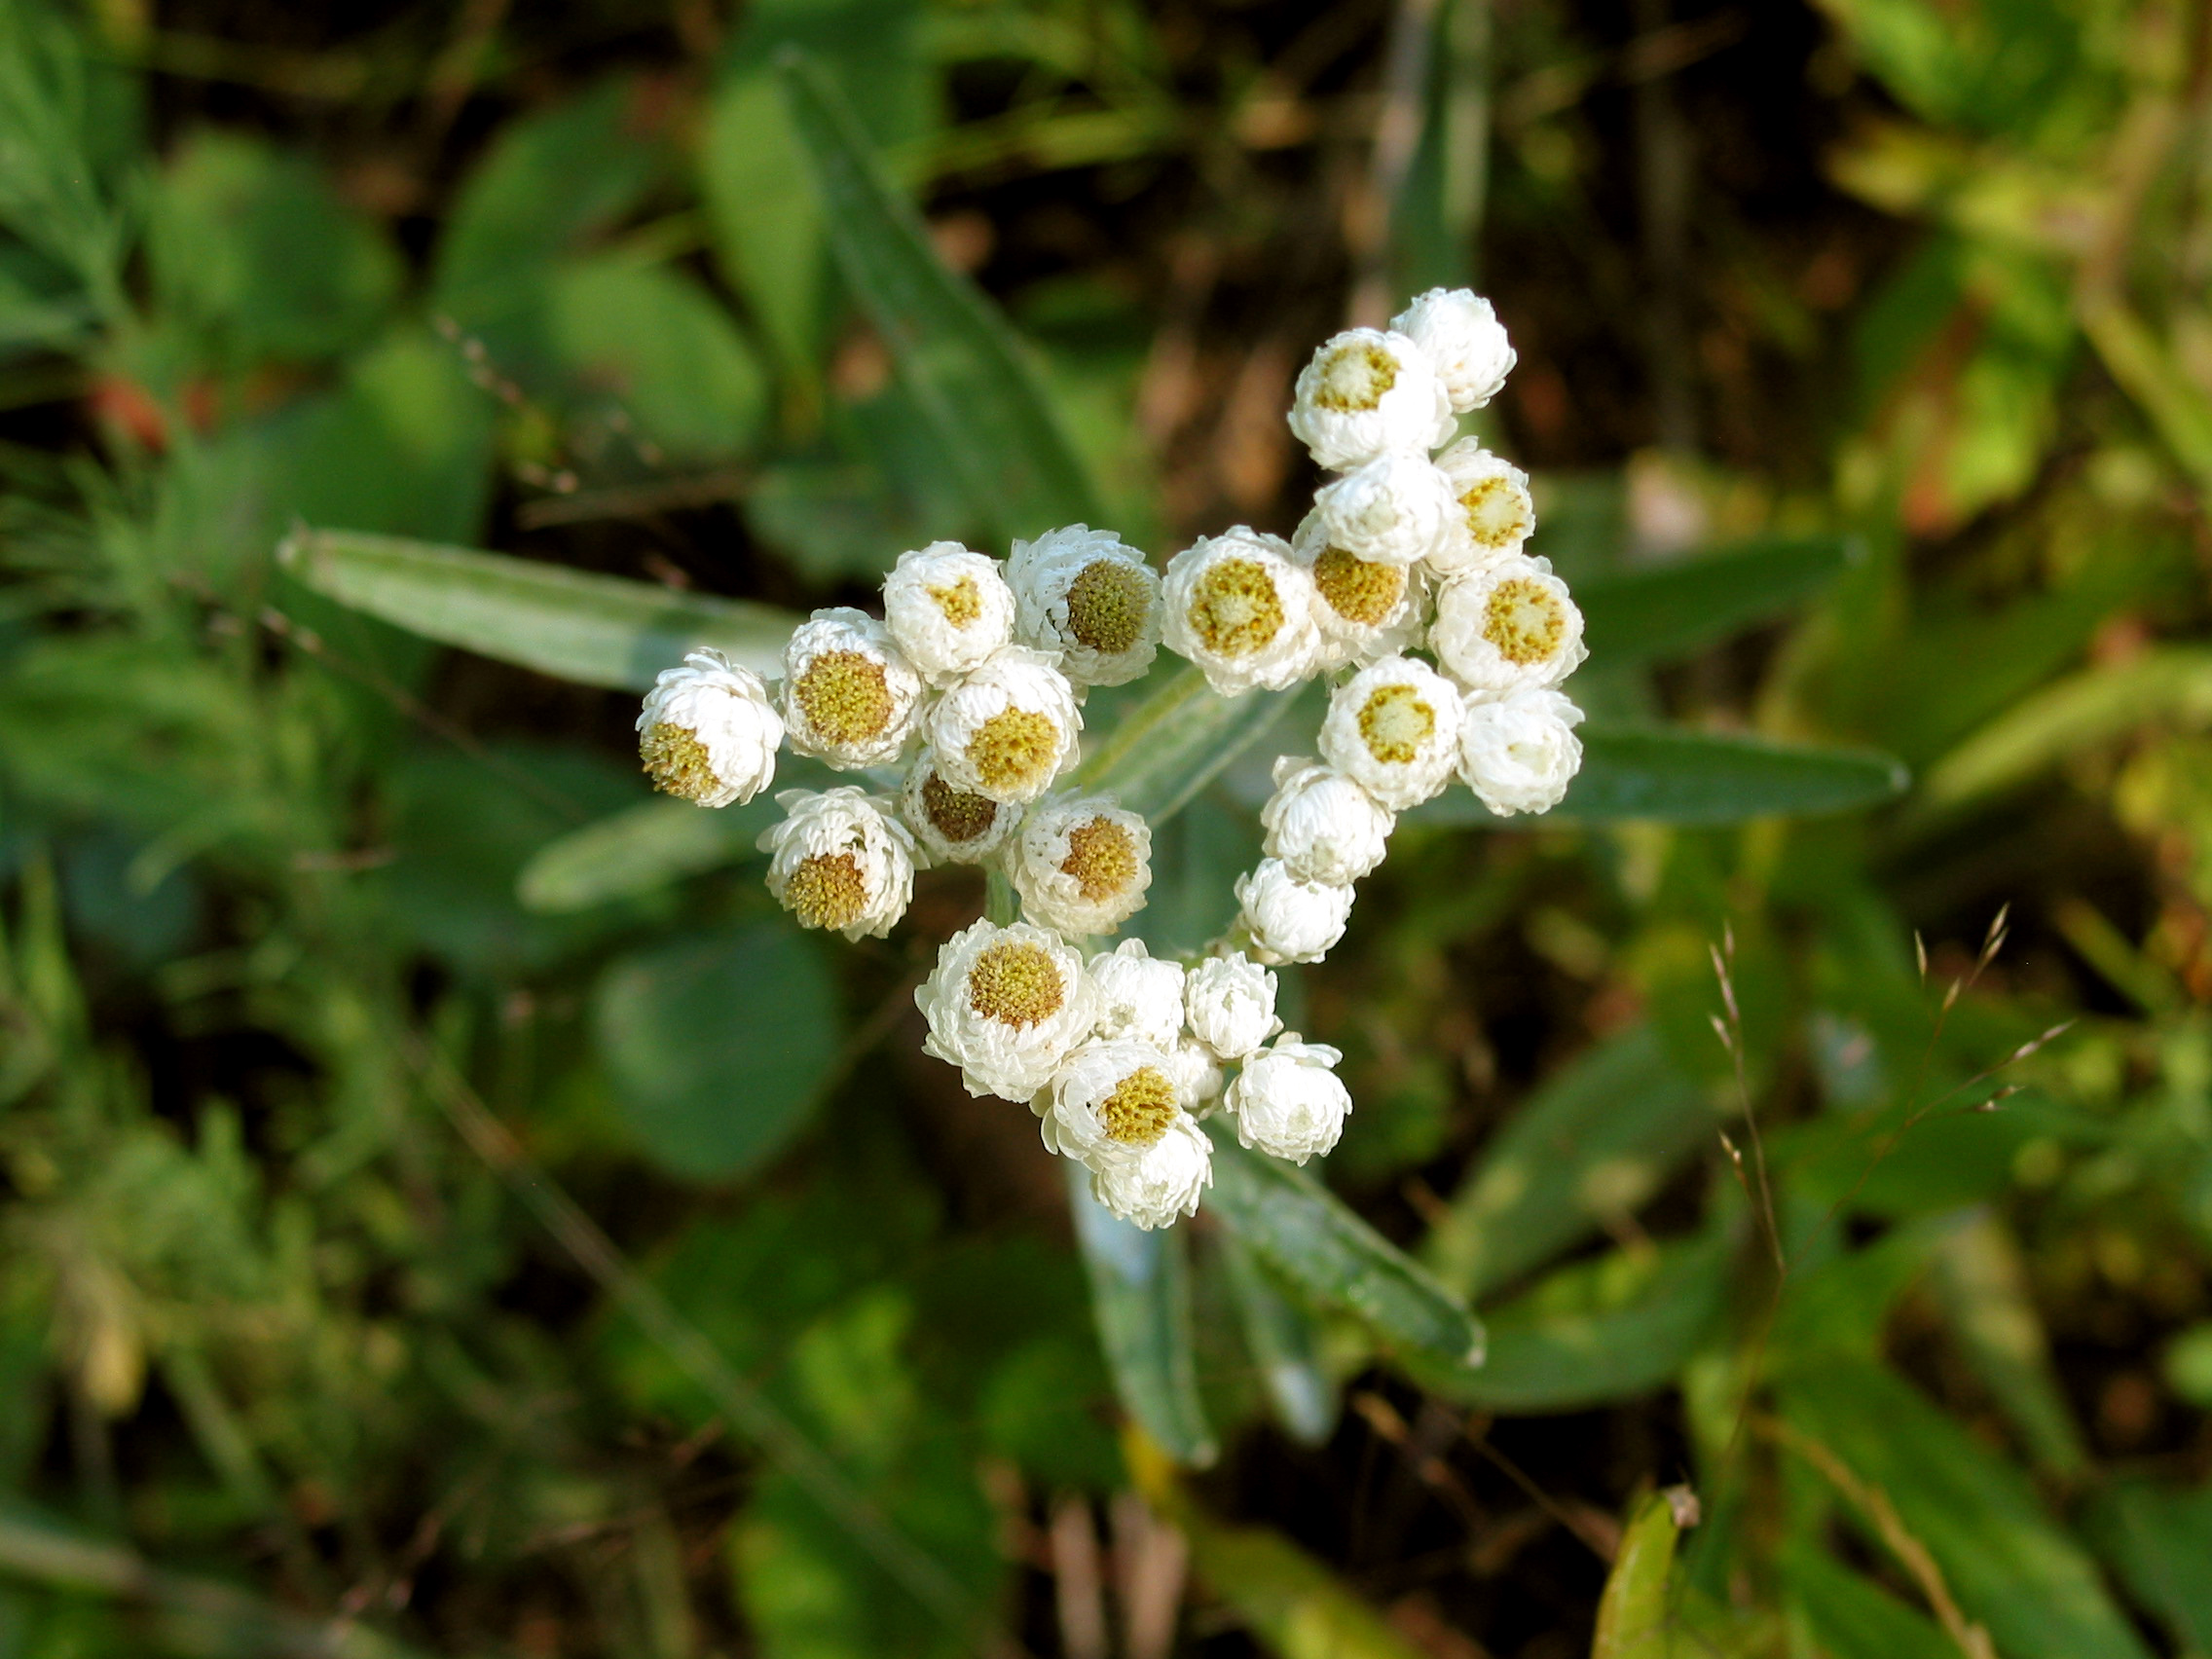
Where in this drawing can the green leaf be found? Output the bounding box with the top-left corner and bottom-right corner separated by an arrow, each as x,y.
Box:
1776,1541 -> 1957,1659
1929,1211 -> 2086,1476
518,798 -> 758,912
1593,1489 -> 1690,1659
592,923 -> 842,1181
2081,1478 -> 2212,1658
1200,1124 -> 1483,1372
147,130 -> 400,364
1425,1025 -> 1714,1302
1165,1513 -> 1432,1659
1067,1162 -> 1216,1468
1781,1359 -> 2154,1659
277,527 -> 797,690
776,50 -> 1102,540
434,77 -> 665,319
1419,1235 -> 1728,1414
1078,666 -> 1304,823
1577,534 -> 1861,668
1217,1232 -> 1338,1446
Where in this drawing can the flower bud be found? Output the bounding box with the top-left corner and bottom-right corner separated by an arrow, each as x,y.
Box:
1089,1115 -> 1212,1230
1313,452 -> 1458,568
1088,939 -> 1188,1048
1459,686 -> 1585,818
1430,553 -> 1587,694
1011,793 -> 1153,938
1008,525 -> 1163,688
1182,952 -> 1281,1061
1235,858 -> 1355,965
1161,527 -> 1324,695
1318,654 -> 1463,810
1287,327 -> 1455,470
924,645 -> 1084,804
1226,1035 -> 1350,1164
1260,756 -> 1394,885
882,541 -> 1015,686
1391,288 -> 1515,413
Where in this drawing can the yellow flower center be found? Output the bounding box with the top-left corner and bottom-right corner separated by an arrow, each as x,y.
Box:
782,853 -> 868,931
793,649 -> 894,748
1099,1066 -> 1178,1145
1065,558 -> 1151,655
1312,547 -> 1406,626
1483,578 -> 1566,666
1060,817 -> 1138,903
1356,682 -> 1438,764
1186,558 -> 1285,658
927,575 -> 982,627
967,708 -> 1060,796
968,940 -> 1066,1029
1460,475 -> 1531,547
640,722 -> 719,802
1312,342 -> 1398,413
919,772 -> 999,845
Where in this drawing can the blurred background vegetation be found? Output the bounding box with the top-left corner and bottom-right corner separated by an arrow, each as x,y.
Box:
1,0 -> 2210,1654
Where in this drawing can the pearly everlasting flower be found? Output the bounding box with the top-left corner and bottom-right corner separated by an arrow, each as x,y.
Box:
758,788 -> 918,940
924,645 -> 1084,804
1429,441 -> 1536,575
1313,452 -> 1458,568
1167,1035 -> 1225,1111
1010,793 -> 1153,937
1260,756 -> 1395,885
782,608 -> 925,768
1291,510 -> 1426,670
1183,952 -> 1281,1061
1318,655 -> 1463,810
899,749 -> 1018,866
1235,858 -> 1355,966
1090,1114 -> 1212,1230
1226,1035 -> 1351,1164
1088,940 -> 1187,1047
918,920 -> 1098,1101
1036,1039 -> 1186,1169
1161,527 -> 1324,695
636,649 -> 782,807
1459,686 -> 1585,818
881,541 -> 1015,686
1392,288 -> 1515,413
1007,525 -> 1163,688
1287,327 -> 1455,470
1430,553 -> 1588,694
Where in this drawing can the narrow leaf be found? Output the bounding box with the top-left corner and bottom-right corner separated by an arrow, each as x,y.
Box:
277,527 -> 796,691
776,50 -> 1102,539
1425,1024 -> 1713,1302
1201,1124 -> 1483,1371
1929,1211 -> 2086,1476
1218,1231 -> 1339,1446
1593,1489 -> 1691,1659
1778,1542 -> 1958,1659
520,798 -> 762,912
1079,666 -> 1303,823
2082,1478 -> 2212,1658
1577,533 -> 1861,668
1068,1162 -> 1216,1467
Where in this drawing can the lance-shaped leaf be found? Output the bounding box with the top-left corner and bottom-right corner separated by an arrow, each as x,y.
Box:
1202,1124 -> 1483,1372
1577,533 -> 1861,668
1594,1489 -> 1694,1659
1217,1231 -> 1338,1445
1068,1162 -> 1216,1468
520,798 -> 763,912
1078,667 -> 1303,824
277,528 -> 797,691
776,50 -> 1101,541
2082,1478 -> 2212,1658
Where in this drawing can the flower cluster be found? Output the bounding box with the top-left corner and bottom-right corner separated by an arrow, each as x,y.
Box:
635,290 -> 1582,1229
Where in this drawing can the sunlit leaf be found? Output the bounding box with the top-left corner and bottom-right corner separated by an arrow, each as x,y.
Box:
277,527 -> 797,690
1068,1163 -> 1215,1468
1202,1125 -> 1483,1372
1576,534 -> 1861,668
1592,1489 -> 1689,1659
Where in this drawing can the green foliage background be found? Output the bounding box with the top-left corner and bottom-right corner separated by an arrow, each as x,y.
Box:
0,0 -> 2209,1654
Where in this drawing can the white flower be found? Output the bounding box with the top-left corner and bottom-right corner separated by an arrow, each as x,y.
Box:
1291,509 -> 1426,671
1089,1115 -> 1212,1230
881,541 -> 1015,685
1317,655 -> 1463,810
1035,1039 -> 1186,1170
1010,793 -> 1153,937
757,788 -> 918,940
781,608 -> 925,768
1287,327 -> 1455,470
1235,858 -> 1355,965
1161,527 -> 1324,695
1459,687 -> 1585,818
1007,525 -> 1163,688
917,920 -> 1098,1102
1430,553 -> 1587,694
898,749 -> 1018,866
1313,452 -> 1458,568
1166,1036 -> 1225,1112
1259,756 -> 1395,885
1088,940 -> 1187,1047
924,645 -> 1084,804
1429,441 -> 1535,575
1392,288 -> 1515,413
1226,1035 -> 1350,1164
636,648 -> 783,807
1183,951 -> 1281,1061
